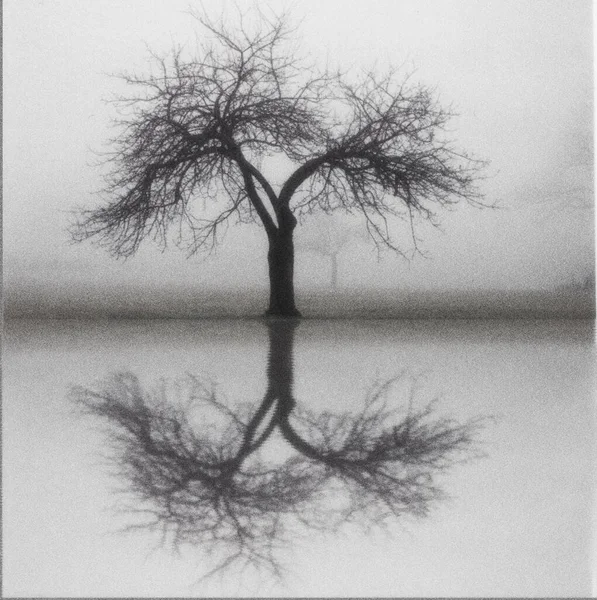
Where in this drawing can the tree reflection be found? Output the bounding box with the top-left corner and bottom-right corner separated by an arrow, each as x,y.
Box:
70,320 -> 487,580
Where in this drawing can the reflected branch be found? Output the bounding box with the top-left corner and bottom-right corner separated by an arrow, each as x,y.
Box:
281,378 -> 485,524
71,371 -> 318,579
71,321 -> 489,580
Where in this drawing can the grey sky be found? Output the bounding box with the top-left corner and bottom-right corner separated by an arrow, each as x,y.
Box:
3,0 -> 594,301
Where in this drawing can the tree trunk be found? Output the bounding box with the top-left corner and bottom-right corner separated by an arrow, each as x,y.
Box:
265,226 -> 301,317
330,253 -> 338,289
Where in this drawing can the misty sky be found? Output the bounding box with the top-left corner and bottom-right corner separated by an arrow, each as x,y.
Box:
3,0 -> 594,299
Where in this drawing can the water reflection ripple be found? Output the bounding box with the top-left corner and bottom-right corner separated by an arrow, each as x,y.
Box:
70,319 -> 489,581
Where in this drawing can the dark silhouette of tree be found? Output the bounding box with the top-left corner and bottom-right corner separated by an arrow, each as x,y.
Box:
70,321 -> 487,580
71,8 -> 486,316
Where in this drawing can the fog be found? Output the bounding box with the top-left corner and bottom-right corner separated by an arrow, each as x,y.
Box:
3,4 -> 595,595
3,0 -> 594,317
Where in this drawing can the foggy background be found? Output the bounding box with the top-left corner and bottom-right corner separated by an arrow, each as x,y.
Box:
3,4 -> 595,596
3,0 -> 594,317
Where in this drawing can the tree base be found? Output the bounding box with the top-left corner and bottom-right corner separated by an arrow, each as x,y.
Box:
264,307 -> 302,318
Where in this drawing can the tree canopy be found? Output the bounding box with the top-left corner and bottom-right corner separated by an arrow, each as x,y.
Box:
73,8 -> 485,258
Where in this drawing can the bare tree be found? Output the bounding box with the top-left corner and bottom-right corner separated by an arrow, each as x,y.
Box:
523,99 -> 593,218
297,215 -> 366,289
70,321 -> 488,581
71,8 -> 486,316
70,371 -> 323,580
280,378 -> 483,527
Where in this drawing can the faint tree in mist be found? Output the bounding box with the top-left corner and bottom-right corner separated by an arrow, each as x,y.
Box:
517,99 -> 594,295
525,100 -> 593,217
71,7 -> 487,316
296,215 -> 367,289
70,321 -> 488,581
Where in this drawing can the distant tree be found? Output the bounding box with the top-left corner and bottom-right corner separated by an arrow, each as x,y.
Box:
71,8 -> 486,316
557,269 -> 595,295
583,271 -> 595,292
71,321 -> 488,581
297,215 -> 366,289
521,101 -> 594,295
525,100 -> 593,217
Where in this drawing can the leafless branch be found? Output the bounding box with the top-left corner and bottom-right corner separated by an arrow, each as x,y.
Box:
70,365 -> 488,579
71,7 -> 487,260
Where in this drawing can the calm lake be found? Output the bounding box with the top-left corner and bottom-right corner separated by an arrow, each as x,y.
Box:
3,317 -> 594,597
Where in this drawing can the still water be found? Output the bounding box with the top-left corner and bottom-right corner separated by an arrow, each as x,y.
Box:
3,318 -> 594,597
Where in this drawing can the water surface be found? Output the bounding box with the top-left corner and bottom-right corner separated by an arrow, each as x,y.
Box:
3,318 -> 594,597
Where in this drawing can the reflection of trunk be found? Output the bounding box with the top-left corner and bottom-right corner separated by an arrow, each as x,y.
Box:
228,319 -> 301,461
264,320 -> 331,462
278,415 -> 329,462
234,390 -> 278,461
266,226 -> 301,317
265,319 -> 298,417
